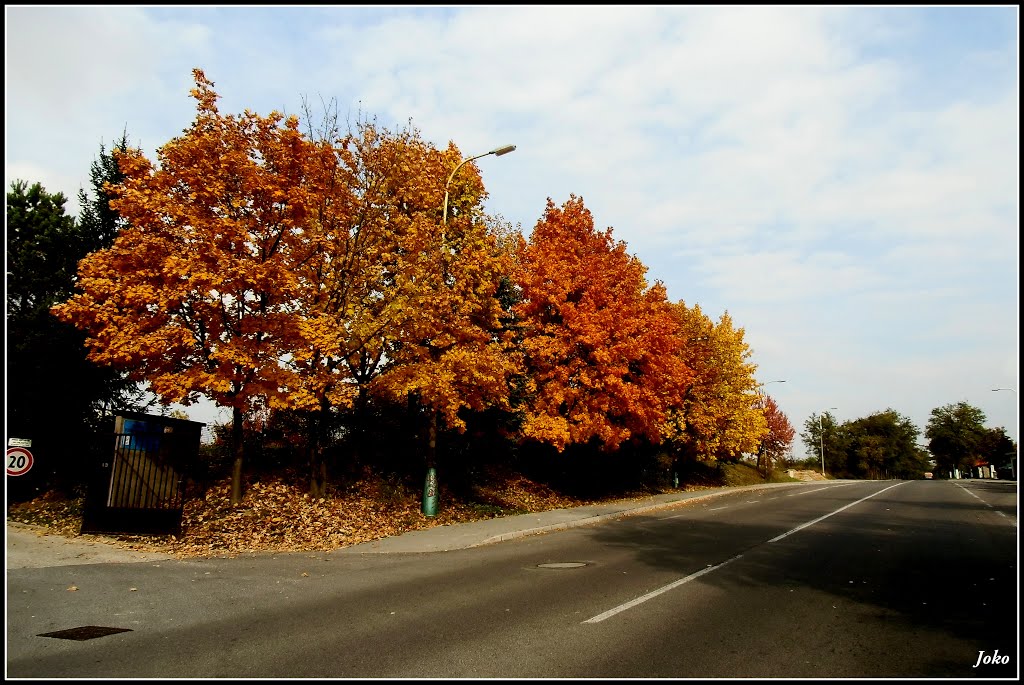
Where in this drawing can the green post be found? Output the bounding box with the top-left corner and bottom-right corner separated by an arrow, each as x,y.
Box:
422,467 -> 438,517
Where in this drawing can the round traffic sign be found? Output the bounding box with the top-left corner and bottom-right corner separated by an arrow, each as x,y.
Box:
6,447 -> 34,476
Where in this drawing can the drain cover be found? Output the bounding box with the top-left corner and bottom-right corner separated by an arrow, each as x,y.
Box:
38,626 -> 133,641
536,562 -> 588,569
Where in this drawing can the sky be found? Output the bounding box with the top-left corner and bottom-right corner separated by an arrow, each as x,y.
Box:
5,5 -> 1019,456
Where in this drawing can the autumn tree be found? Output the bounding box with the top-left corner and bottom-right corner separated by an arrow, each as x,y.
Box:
53,69 -> 317,506
513,195 -> 691,452
377,146 -> 519,468
77,133 -> 154,410
282,103 -> 519,495
758,394 -> 795,475
662,301 -> 765,465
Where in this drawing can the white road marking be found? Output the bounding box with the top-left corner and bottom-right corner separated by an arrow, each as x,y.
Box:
955,482 -> 1018,527
767,482 -> 905,542
995,511 -> 1016,526
787,486 -> 832,496
582,553 -> 746,624
583,482 -> 907,624
785,482 -> 857,497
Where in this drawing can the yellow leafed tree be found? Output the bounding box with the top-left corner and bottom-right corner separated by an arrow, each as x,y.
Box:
285,111 -> 518,483
663,301 -> 766,463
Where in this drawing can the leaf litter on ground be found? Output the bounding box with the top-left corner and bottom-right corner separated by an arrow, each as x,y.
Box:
7,466 -> 698,560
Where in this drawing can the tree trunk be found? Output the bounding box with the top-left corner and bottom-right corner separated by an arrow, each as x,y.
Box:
427,408 -> 438,469
230,404 -> 245,507
308,404 -> 328,499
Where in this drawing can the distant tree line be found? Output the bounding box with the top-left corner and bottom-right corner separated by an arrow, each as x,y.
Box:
799,403 -> 1015,480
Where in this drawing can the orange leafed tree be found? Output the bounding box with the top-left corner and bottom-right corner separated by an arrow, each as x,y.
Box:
513,195 -> 691,451
663,301 -> 766,463
52,69 -> 315,505
759,394 -> 796,473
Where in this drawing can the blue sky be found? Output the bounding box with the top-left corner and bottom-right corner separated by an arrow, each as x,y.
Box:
5,6 -> 1019,456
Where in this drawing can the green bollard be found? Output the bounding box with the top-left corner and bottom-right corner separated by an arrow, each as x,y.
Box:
422,467 -> 438,517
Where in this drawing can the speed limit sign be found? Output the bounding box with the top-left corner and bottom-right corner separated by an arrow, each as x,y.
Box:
6,447 -> 34,477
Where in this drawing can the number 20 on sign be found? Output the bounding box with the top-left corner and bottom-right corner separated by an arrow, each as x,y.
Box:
6,447 -> 34,477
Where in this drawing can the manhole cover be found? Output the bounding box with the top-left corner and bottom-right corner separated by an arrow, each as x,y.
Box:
38,626 -> 133,641
536,562 -> 588,569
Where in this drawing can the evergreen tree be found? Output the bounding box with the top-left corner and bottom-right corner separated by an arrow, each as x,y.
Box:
77,131 -> 131,250
6,181 -> 104,497
6,138 -> 149,500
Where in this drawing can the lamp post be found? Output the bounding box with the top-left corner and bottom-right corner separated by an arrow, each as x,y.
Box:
754,380 -> 786,413
758,379 -> 787,391
442,144 -> 516,227
421,143 -> 516,518
819,407 -> 838,476
754,380 -> 786,405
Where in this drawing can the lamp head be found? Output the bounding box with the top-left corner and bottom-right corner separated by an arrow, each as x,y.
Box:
491,145 -> 516,156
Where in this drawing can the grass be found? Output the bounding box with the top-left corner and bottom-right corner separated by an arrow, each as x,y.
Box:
720,462 -> 801,487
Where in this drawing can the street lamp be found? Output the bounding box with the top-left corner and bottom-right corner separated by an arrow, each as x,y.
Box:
754,379 -> 786,401
422,143 -> 516,518
992,388 -> 1017,393
442,144 -> 516,227
820,407 -> 838,476
753,380 -> 786,412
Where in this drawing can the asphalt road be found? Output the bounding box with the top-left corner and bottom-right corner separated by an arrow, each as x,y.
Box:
5,479 -> 1017,678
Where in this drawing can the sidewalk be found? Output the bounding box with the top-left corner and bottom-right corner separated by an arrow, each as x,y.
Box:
6,482 -> 805,568
5,520 -> 176,569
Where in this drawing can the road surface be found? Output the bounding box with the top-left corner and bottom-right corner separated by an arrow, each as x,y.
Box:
5,479 -> 1017,678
